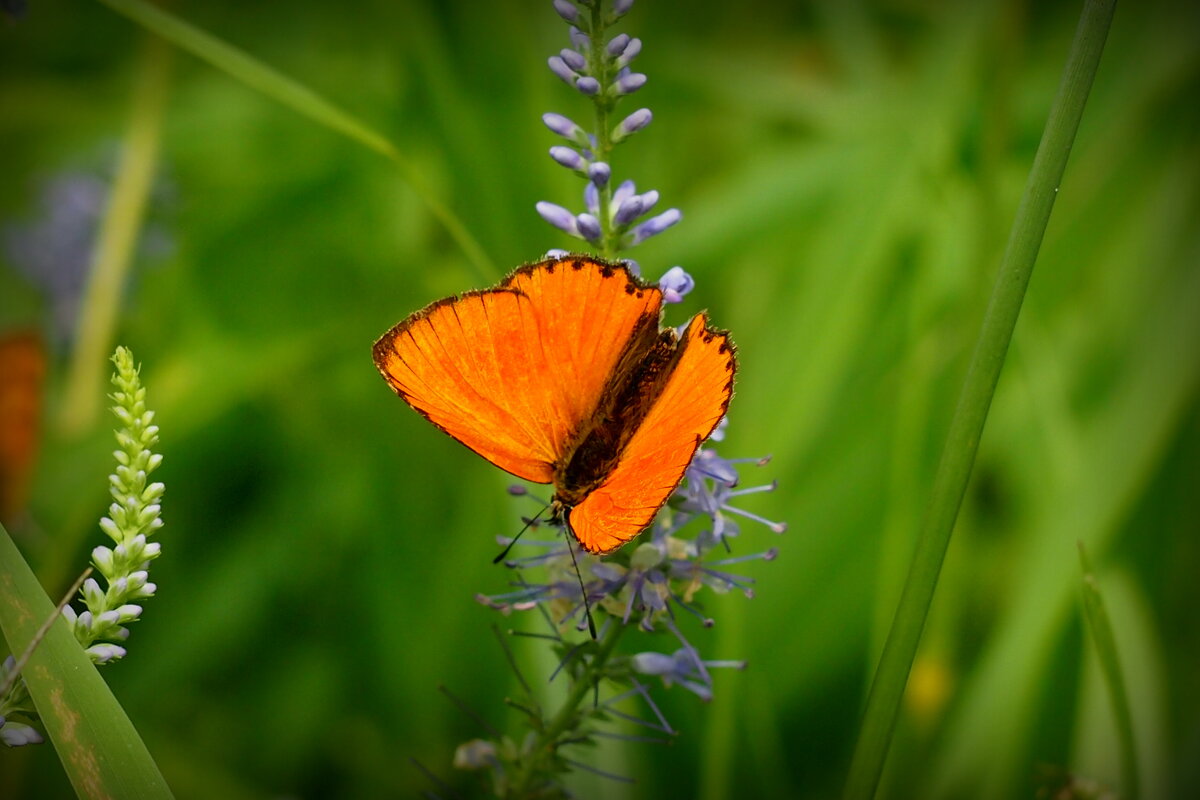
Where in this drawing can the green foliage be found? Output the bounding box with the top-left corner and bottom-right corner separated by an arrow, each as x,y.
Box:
1,1 -> 1196,798
0,523 -> 172,798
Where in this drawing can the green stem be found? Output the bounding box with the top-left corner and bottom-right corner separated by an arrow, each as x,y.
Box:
842,2 -> 1116,798
1078,544 -> 1139,800
59,32 -> 170,437
96,0 -> 496,283
507,619 -> 626,798
588,2 -> 617,260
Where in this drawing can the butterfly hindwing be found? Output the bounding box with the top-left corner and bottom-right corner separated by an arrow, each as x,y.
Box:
568,314 -> 736,554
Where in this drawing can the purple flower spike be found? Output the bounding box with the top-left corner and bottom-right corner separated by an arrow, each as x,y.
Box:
542,112 -> 582,140
550,145 -> 587,171
576,213 -> 602,242
617,37 -> 643,66
552,0 -> 578,23
607,33 -> 631,56
637,189 -> 659,214
536,201 -> 580,236
613,195 -> 645,225
628,208 -> 681,244
569,25 -> 590,51
547,55 -> 578,85
612,108 -> 652,142
613,0 -> 635,17
588,161 -> 611,187
658,266 -> 695,304
613,72 -> 647,95
576,76 -> 601,95
559,47 -> 586,71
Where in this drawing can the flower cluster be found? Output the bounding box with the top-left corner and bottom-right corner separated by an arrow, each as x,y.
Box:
62,346 -> 165,664
482,434 -> 784,693
432,2 -> 784,795
535,0 -> 684,273
0,346 -> 165,748
453,433 -> 782,794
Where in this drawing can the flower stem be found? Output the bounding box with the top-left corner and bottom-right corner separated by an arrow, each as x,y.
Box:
58,31 -> 170,437
508,619 -> 626,798
842,2 -> 1117,798
588,2 -> 616,259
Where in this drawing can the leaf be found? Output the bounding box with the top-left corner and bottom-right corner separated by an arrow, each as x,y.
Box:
0,523 -> 174,800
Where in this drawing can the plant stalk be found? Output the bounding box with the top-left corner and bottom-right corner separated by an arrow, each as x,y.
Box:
842,2 -> 1117,797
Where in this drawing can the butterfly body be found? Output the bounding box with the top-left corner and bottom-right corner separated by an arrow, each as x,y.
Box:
373,254 -> 735,554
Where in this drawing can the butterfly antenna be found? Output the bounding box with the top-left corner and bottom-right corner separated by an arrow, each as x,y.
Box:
563,512 -> 598,640
492,506 -> 549,564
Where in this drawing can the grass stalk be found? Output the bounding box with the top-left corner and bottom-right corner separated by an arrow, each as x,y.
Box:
96,0 -> 496,282
1078,544 -> 1140,800
58,33 -> 170,436
842,2 -> 1117,797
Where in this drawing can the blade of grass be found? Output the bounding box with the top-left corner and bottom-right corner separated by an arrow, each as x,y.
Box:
58,32 -> 170,437
96,0 -> 495,283
0,567 -> 91,699
1077,544 -> 1139,800
841,2 -> 1117,798
0,523 -> 173,799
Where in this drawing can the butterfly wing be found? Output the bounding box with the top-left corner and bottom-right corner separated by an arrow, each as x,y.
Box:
568,314 -> 736,554
372,256 -> 663,484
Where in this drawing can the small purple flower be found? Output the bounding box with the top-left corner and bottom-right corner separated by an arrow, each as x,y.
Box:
612,108 -> 652,142
0,721 -> 43,747
547,55 -> 578,85
626,208 -> 681,245
613,72 -> 647,95
552,0 -> 579,23
549,146 -> 588,171
636,189 -> 659,215
536,201 -> 580,236
587,162 -> 611,188
658,266 -> 694,304
542,112 -> 583,140
559,47 -> 586,71
611,179 -> 637,208
631,648 -> 747,701
616,37 -> 643,67
568,25 -> 590,51
575,76 -> 601,95
607,33 -> 631,56
613,195 -> 644,226
621,258 -> 641,277
576,213 -> 602,242
584,181 -> 599,215
613,0 -> 635,17
675,449 -> 787,545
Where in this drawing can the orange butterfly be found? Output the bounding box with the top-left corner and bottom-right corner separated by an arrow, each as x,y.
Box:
372,254 -> 735,555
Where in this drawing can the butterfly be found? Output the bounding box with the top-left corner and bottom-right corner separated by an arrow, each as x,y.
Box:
372,254 -> 736,555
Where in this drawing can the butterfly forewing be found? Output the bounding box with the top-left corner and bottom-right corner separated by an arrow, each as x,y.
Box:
373,256 -> 665,485
568,314 -> 736,554
374,290 -> 558,482
504,259 -> 663,433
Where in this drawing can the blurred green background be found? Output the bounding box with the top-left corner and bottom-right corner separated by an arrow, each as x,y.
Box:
2,0 -> 1197,797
